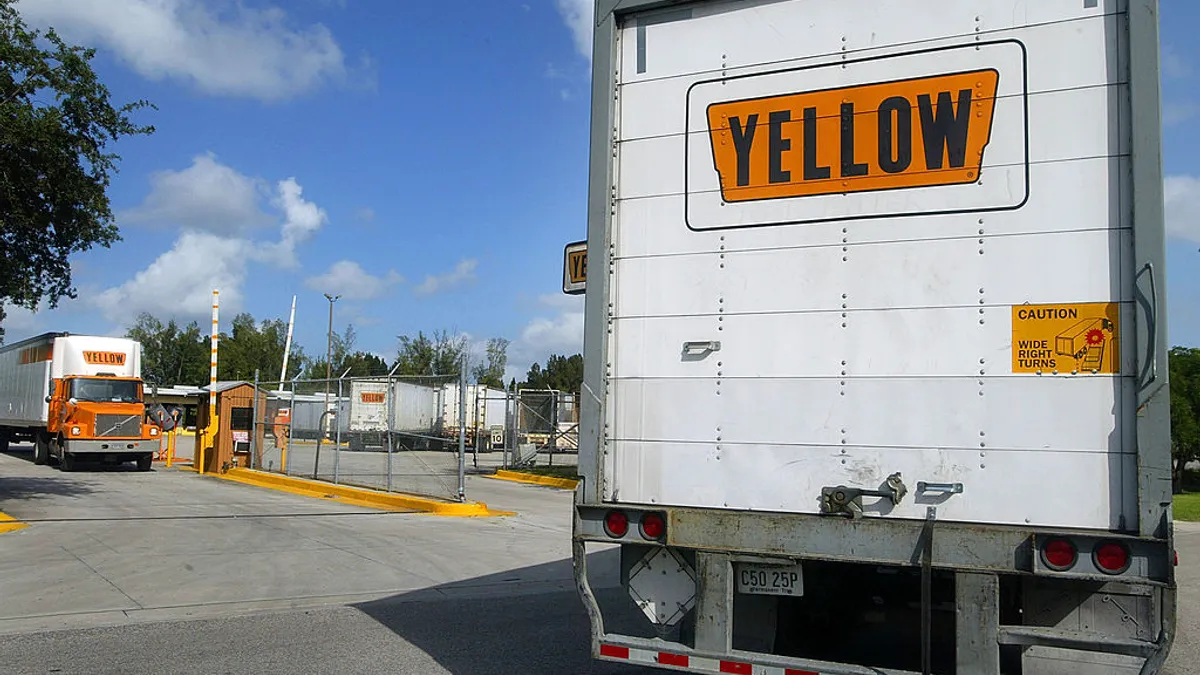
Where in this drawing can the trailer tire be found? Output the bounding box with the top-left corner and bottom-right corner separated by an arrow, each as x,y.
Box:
33,435 -> 49,465
0,432 -> 9,455
136,454 -> 152,472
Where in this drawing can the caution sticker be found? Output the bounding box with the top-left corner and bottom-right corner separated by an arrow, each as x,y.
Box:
1011,303 -> 1119,374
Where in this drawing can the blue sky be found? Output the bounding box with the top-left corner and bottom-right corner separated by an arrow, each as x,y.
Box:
6,0 -> 598,381
4,0 -> 1200,381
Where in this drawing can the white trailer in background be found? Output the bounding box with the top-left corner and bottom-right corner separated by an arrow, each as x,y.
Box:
572,1 -> 1175,673
344,378 -> 442,451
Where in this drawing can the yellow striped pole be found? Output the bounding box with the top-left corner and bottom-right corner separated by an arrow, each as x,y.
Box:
200,289 -> 219,474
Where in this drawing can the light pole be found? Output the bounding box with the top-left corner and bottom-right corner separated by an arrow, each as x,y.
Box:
324,293 -> 341,440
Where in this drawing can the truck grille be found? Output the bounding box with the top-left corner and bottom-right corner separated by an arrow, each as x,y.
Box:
95,414 -> 141,438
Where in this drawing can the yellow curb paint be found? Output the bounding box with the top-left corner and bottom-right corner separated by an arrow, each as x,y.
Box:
490,470 -> 580,490
218,468 -> 508,517
0,511 -> 28,535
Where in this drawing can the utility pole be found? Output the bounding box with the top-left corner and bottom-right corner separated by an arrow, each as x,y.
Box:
323,293 -> 340,440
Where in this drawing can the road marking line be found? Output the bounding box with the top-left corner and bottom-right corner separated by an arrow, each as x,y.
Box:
0,511 -> 28,535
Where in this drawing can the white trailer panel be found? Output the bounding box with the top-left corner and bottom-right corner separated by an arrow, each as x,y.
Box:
50,336 -> 142,380
390,381 -> 439,434
606,0 -> 1135,531
0,334 -> 54,427
349,379 -> 389,432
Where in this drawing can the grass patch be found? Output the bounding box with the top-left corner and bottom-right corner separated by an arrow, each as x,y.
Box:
512,465 -> 579,481
1175,492 -> 1200,522
1173,468 -> 1200,522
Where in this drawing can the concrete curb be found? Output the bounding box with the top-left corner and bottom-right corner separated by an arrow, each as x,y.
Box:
0,511 -> 28,535
490,470 -> 580,490
218,468 -> 506,517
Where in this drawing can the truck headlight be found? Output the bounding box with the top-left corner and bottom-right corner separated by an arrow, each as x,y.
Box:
71,426 -> 81,436
150,427 -> 159,436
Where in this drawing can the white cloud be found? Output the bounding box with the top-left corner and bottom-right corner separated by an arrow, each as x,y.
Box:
2,304 -> 42,336
96,158 -> 328,326
121,153 -> 271,235
15,0 -> 354,100
1166,175 -> 1200,243
305,260 -> 402,300
414,259 -> 478,296
555,0 -> 593,60
258,178 -> 328,269
95,231 -> 249,322
505,294 -> 585,381
355,207 -> 376,224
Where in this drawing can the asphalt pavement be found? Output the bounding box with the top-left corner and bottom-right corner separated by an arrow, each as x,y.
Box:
0,446 -> 1196,674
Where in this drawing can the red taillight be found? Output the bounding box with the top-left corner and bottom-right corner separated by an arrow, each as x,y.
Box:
604,510 -> 629,538
640,512 -> 666,540
1094,542 -> 1131,574
1042,538 -> 1077,571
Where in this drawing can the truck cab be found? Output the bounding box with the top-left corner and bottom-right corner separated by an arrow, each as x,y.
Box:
44,374 -> 160,470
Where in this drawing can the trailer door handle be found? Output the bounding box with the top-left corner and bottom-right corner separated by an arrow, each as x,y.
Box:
681,341 -> 721,356
917,482 -> 964,495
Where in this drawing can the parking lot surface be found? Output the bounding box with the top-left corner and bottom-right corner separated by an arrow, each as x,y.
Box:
0,447 -> 1196,674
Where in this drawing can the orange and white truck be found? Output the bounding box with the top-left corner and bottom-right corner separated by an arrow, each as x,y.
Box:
0,332 -> 161,471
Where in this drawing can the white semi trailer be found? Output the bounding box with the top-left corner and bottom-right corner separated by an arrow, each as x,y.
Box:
571,1 -> 1176,673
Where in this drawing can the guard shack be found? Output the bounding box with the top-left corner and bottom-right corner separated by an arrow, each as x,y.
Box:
194,381 -> 267,473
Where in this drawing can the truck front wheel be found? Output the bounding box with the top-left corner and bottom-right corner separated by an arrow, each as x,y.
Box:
33,435 -> 49,465
60,452 -> 76,472
136,454 -> 152,472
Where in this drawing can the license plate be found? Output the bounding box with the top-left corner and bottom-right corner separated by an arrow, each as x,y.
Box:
735,562 -> 804,597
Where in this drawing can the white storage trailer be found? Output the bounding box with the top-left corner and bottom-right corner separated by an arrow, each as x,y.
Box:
344,378 -> 442,451
572,1 -> 1175,673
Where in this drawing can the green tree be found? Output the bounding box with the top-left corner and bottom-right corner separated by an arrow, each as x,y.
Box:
393,329 -> 467,377
1171,347 -> 1200,493
473,337 -> 509,388
523,353 -> 584,394
127,313 -> 209,387
0,1 -> 154,340
219,312 -> 307,383
303,323 -> 373,381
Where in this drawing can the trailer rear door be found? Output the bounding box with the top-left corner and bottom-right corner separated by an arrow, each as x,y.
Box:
606,0 -> 1145,530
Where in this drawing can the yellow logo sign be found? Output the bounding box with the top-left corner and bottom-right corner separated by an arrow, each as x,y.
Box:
1011,303 -> 1120,374
361,392 -> 385,404
563,240 -> 586,295
706,70 -> 999,203
83,351 -> 127,366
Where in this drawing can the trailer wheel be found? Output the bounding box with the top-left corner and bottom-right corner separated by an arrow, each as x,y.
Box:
0,432 -> 9,455
136,454 -> 152,472
33,435 -> 49,465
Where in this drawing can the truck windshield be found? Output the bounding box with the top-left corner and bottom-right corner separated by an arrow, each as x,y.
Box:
70,378 -> 142,404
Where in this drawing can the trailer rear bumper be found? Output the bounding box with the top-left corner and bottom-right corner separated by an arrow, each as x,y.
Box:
573,498 -> 1176,674
64,439 -> 151,454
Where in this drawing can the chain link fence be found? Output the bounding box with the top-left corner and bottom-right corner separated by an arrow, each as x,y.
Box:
505,389 -> 579,473
242,375 -> 581,501
250,374 -> 469,501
